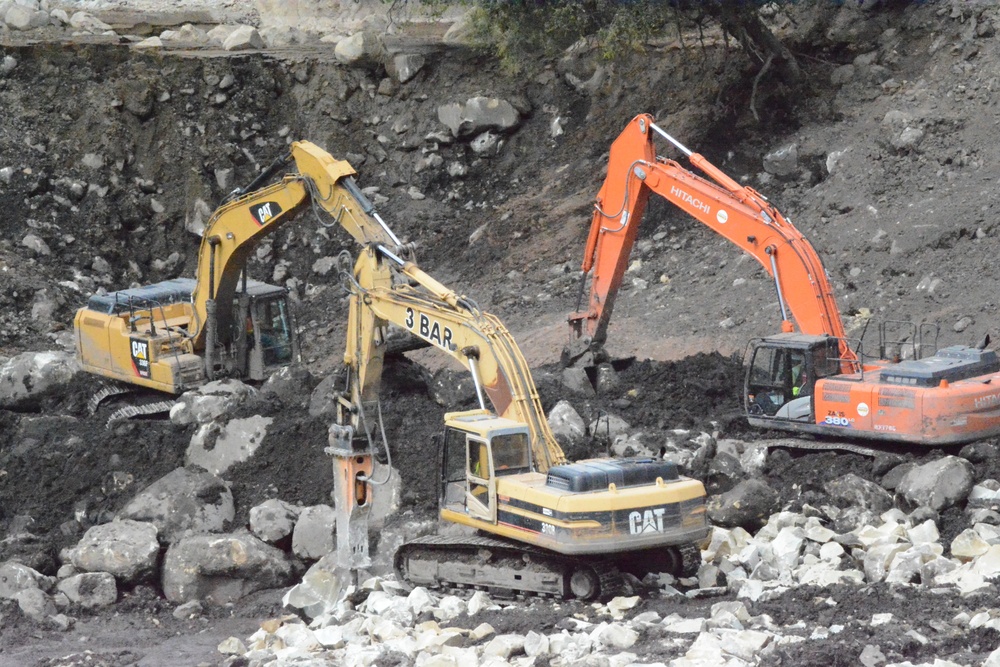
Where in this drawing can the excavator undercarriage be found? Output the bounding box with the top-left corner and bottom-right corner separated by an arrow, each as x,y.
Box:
396,534 -> 700,600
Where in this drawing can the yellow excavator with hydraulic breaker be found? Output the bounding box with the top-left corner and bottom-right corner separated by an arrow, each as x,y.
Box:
328,192 -> 709,600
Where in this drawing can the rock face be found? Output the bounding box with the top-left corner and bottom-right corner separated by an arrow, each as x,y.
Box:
161,532 -> 294,604
117,468 -> 235,542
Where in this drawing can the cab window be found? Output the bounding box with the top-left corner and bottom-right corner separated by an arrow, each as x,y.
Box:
491,432 -> 530,475
468,438 -> 489,479
258,299 -> 292,364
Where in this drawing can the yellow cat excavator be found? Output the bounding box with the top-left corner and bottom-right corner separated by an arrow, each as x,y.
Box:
74,142 -> 402,396
332,236 -> 708,600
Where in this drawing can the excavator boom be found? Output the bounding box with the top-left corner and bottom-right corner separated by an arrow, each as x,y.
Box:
569,113 -> 851,364
190,141 -> 402,349
344,245 -> 567,473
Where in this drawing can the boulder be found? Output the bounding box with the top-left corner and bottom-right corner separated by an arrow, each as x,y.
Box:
334,30 -> 385,69
4,4 -> 48,30
707,479 -> 780,531
57,572 -> 117,608
388,53 -> 425,83
0,561 -> 49,599
132,36 -> 162,49
309,370 -> 345,418
69,11 -> 111,32
259,25 -> 311,48
896,456 -> 975,512
429,368 -> 478,408
762,143 -> 799,178
170,379 -> 257,426
260,364 -> 316,405
0,351 -> 80,408
547,400 -> 587,448
117,467 -> 235,543
825,473 -> 894,513
160,23 -> 209,44
223,24 -> 264,50
589,413 -> 631,444
249,499 -> 301,545
186,415 -> 273,475
66,520 -> 160,584
438,96 -> 521,139
15,587 -> 57,623
162,531 -> 294,604
282,552 -> 352,619
292,504 -> 336,560
207,24 -> 239,45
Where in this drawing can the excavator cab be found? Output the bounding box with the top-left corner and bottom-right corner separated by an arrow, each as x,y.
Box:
439,410 -> 534,524
220,281 -> 298,383
745,334 -> 842,422
243,288 -> 296,378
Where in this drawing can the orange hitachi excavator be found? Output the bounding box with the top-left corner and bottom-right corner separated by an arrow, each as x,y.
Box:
567,113 -> 1000,446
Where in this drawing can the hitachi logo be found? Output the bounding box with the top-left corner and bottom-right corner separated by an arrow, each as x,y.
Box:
975,394 -> 1000,410
670,186 -> 711,214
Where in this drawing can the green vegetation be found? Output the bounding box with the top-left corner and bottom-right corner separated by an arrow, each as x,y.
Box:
413,0 -> 802,82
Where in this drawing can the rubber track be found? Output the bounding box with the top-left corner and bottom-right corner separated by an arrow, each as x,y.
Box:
105,400 -> 176,429
395,533 -> 625,601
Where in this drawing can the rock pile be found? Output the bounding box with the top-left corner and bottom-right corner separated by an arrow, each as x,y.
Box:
201,493 -> 1000,667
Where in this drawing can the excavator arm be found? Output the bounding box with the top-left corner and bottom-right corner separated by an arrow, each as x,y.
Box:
341,244 -> 568,473
190,141 -> 403,350
567,114 -> 853,364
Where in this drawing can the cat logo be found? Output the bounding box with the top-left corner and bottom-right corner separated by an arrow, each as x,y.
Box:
628,508 -> 667,535
130,337 -> 151,378
250,201 -> 283,226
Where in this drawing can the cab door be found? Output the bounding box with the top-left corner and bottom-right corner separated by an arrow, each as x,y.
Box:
465,436 -> 496,523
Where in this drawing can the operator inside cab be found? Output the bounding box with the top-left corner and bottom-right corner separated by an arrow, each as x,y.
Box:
748,348 -> 813,420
